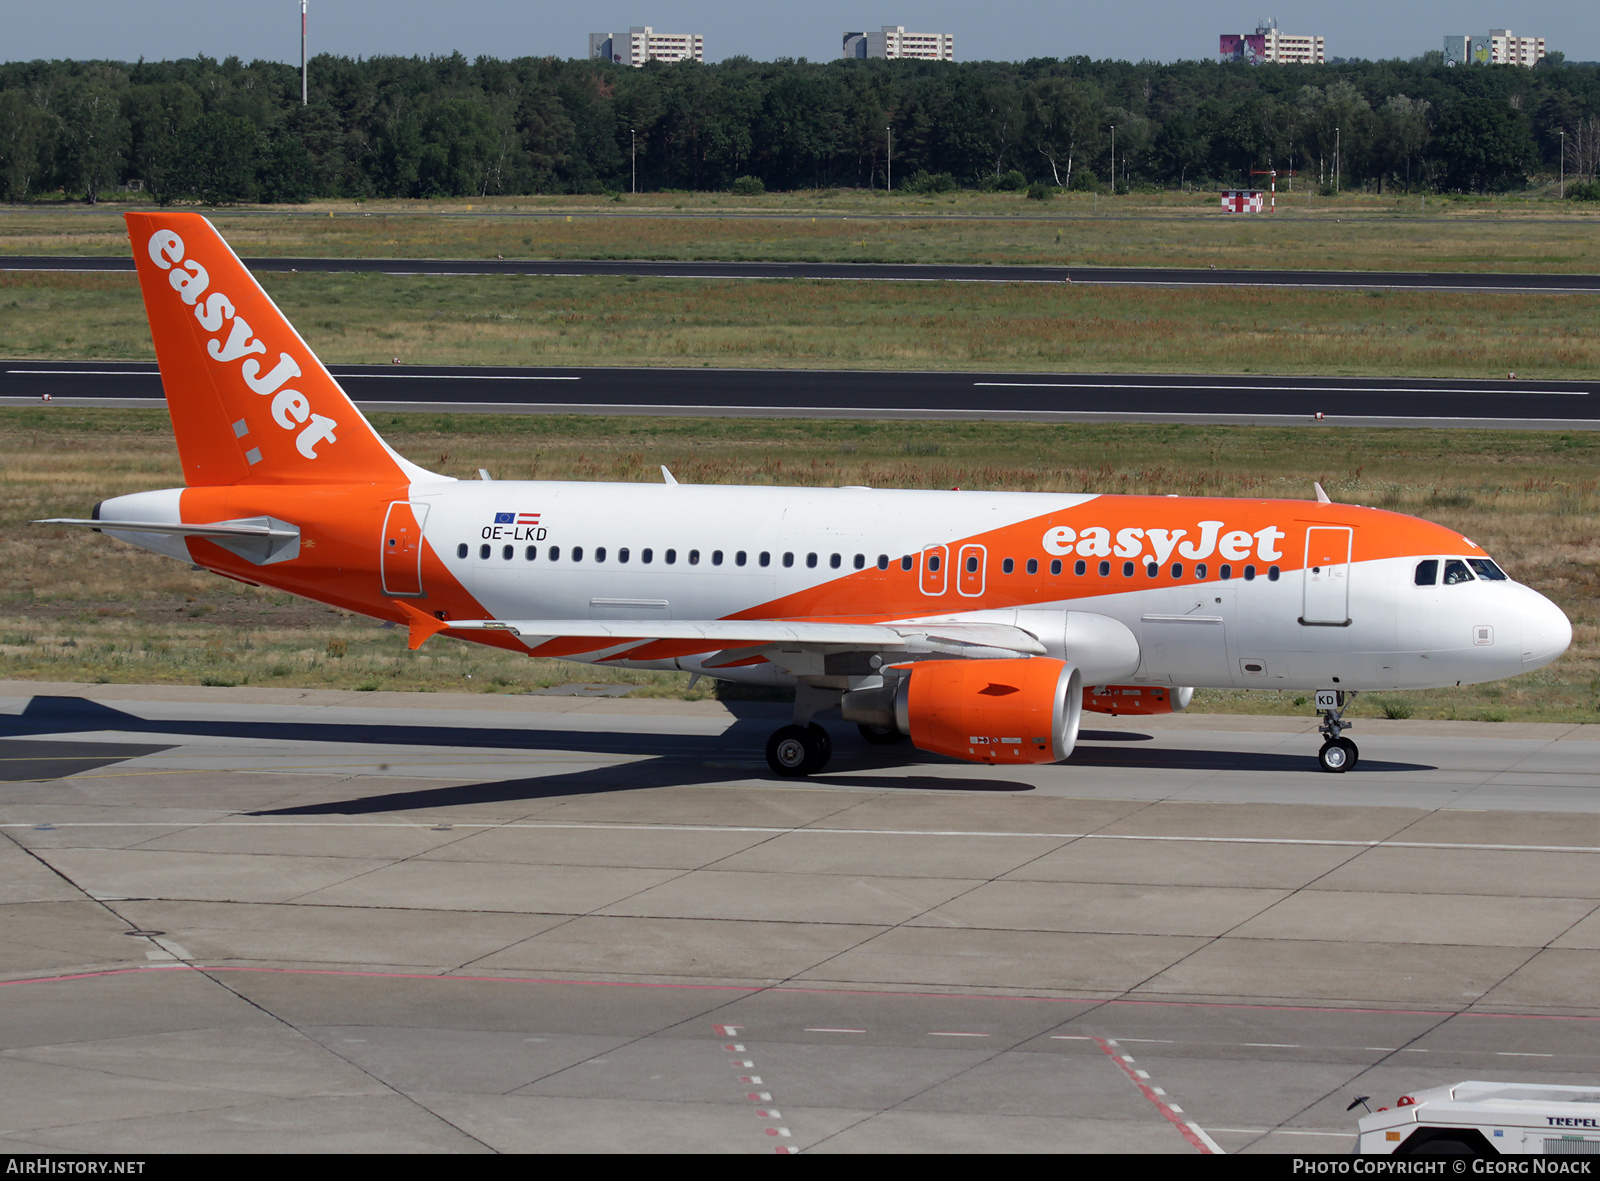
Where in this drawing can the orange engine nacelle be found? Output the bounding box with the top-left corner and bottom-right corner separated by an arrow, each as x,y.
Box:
900,658 -> 1082,765
1083,685 -> 1193,716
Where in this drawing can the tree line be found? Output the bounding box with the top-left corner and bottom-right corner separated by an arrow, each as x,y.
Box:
2,52 -> 1599,203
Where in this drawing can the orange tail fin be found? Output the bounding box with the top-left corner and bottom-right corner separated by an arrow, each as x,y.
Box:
126,212 -> 432,488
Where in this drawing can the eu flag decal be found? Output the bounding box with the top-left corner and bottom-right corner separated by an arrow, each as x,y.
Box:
494,512 -> 515,524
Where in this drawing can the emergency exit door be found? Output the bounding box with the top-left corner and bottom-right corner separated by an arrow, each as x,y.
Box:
1302,526 -> 1351,625
381,501 -> 429,598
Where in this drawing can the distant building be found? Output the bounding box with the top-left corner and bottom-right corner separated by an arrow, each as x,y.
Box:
1220,21 -> 1325,65
589,27 -> 704,67
1443,29 -> 1546,67
842,26 -> 955,61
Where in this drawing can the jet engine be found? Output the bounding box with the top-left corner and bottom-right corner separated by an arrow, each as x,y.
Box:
1083,685 -> 1194,716
889,657 -> 1083,765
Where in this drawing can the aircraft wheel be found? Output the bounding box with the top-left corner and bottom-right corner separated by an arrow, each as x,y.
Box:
805,723 -> 833,772
1317,740 -> 1351,773
766,726 -> 814,777
1337,736 -> 1360,770
857,722 -> 906,745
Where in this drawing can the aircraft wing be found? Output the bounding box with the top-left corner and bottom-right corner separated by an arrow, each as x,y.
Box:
444,618 -> 1047,663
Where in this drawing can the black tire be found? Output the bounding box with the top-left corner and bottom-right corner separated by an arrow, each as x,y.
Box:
1318,740 -> 1350,773
806,723 -> 833,772
857,722 -> 906,745
1337,736 -> 1360,770
766,725 -> 814,777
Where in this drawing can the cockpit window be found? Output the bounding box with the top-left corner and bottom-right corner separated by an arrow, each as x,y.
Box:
1468,558 -> 1508,581
1414,559 -> 1438,586
1443,559 -> 1475,585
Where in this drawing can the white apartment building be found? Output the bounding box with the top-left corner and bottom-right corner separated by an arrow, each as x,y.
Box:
1444,30 -> 1546,67
842,26 -> 955,61
589,27 -> 705,67
1259,25 -> 1324,64
1220,23 -> 1324,65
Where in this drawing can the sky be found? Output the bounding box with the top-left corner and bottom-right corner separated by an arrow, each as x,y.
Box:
7,1 -> 1597,66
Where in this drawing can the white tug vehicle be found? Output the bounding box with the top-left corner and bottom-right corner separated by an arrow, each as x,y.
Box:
1356,1081 -> 1600,1156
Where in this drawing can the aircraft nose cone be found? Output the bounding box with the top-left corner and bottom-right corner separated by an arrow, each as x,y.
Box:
1522,591 -> 1572,671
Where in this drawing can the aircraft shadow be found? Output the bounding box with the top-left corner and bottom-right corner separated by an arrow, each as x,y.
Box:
3,695 -> 1434,815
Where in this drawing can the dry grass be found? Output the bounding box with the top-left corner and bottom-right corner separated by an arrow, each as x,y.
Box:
3,409 -> 1597,721
4,270 -> 1598,380
4,190 -> 1599,271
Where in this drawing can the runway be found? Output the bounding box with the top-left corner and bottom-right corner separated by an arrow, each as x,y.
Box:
5,681 -> 1600,1153
5,361 -> 1596,430
6,254 -> 1598,293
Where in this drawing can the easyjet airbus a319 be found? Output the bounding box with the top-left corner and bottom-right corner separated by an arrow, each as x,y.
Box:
42,214 -> 1572,776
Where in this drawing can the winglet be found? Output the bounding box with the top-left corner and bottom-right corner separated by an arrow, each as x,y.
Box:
394,600 -> 451,650
1314,481 -> 1332,504
660,465 -> 678,485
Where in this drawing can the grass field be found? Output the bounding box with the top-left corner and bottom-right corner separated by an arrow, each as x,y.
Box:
3,190 -> 1599,272
5,409 -> 1597,722
4,269 -> 1597,379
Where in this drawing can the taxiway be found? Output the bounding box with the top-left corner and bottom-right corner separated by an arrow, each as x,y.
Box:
4,682 -> 1600,1153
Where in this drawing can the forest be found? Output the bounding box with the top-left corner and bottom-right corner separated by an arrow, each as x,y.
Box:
1,52 -> 1598,203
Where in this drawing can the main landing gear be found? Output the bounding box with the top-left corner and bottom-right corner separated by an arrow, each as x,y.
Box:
1315,689 -> 1359,773
765,723 -> 832,777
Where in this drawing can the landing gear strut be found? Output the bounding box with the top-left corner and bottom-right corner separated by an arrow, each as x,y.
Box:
1315,689 -> 1359,773
765,723 -> 832,777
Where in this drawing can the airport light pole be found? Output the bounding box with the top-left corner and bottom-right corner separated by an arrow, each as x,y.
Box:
886,125 -> 892,191
1109,124 -> 1115,194
1334,126 -> 1340,195
631,128 -> 636,194
1560,128 -> 1566,198
300,1 -> 308,105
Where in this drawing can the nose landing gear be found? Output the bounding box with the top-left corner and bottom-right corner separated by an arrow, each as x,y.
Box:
1315,689 -> 1359,773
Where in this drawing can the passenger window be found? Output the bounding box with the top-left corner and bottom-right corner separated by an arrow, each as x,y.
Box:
877,554 -> 889,570
688,549 -> 699,566
806,553 -> 818,568
1243,564 -> 1256,581
1050,559 -> 1062,575
502,545 -> 513,560
759,552 -> 770,567
595,547 -> 606,562
927,554 -> 940,572
854,554 -> 865,570
1001,558 -> 1014,574
1074,560 -> 1086,576
783,552 -> 794,568
1220,564 -> 1232,580
549,546 -> 560,561
1146,562 -> 1158,578
965,555 -> 978,573
1468,558 -> 1507,581
1026,558 -> 1038,575
736,551 -> 747,567
1443,559 -> 1474,585
457,543 -> 468,559
1195,563 -> 1207,579
1171,563 -> 1183,578
829,553 -> 841,569
665,549 -> 677,565
1098,560 -> 1110,577
1267,565 -> 1280,581
712,550 -> 723,566
618,548 -> 629,563
1122,561 -> 1134,577
642,548 -> 653,564
572,547 -> 584,562
479,544 -> 491,560
900,555 -> 913,571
